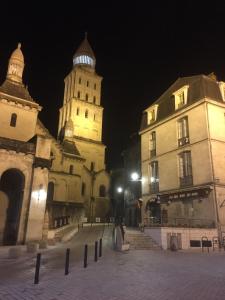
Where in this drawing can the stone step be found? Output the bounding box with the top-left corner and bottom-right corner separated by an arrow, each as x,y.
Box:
125,230 -> 161,250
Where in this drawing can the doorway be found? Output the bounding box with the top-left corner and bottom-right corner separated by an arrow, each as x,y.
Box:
0,169 -> 25,245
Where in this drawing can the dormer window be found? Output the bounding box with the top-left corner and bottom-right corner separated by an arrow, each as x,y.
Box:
145,105 -> 158,125
173,85 -> 189,110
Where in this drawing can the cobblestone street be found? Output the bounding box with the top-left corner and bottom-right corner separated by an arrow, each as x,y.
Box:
0,226 -> 225,299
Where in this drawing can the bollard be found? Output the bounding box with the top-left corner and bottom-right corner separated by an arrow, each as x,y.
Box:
99,238 -> 102,257
65,248 -> 70,275
94,241 -> 98,262
34,253 -> 41,284
84,244 -> 88,268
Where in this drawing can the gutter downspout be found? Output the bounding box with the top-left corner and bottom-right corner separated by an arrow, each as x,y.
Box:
205,102 -> 221,240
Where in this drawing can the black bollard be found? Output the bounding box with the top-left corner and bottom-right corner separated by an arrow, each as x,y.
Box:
94,241 -> 98,262
65,248 -> 70,275
99,238 -> 102,257
34,253 -> 41,284
84,244 -> 88,268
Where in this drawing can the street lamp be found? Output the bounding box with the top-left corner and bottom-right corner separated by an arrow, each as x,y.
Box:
131,172 -> 139,181
117,186 -> 123,193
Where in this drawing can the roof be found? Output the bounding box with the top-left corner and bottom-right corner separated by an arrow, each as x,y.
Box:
73,34 -> 95,60
62,140 -> 81,156
0,79 -> 34,102
140,74 -> 224,131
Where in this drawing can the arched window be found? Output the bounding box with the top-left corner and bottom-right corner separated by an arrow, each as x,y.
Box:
93,114 -> 96,121
69,165 -> 73,174
77,91 -> 80,98
94,83 -> 97,90
85,110 -> 88,118
76,107 -> 80,115
90,162 -> 94,171
10,113 -> 17,127
81,182 -> 86,196
79,77 -> 81,84
93,96 -> 96,104
87,81 -> 89,87
86,94 -> 88,101
99,185 -> 106,197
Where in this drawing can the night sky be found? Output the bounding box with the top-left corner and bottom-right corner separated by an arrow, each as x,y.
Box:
1,2 -> 225,169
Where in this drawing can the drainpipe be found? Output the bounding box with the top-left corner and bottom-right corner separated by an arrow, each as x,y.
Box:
205,102 -> 221,240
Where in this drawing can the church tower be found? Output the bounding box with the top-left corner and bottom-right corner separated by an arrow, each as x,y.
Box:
58,34 -> 106,172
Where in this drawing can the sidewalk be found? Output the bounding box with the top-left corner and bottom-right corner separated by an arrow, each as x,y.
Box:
1,227 -> 225,299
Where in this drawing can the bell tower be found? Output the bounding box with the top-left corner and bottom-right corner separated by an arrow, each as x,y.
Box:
58,34 -> 106,171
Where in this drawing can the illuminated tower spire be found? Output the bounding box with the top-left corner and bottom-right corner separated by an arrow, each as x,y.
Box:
7,43 -> 24,83
73,33 -> 96,69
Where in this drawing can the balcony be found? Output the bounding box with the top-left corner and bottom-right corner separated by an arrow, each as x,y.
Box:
180,175 -> 193,187
150,182 -> 159,194
150,149 -> 156,158
178,136 -> 189,147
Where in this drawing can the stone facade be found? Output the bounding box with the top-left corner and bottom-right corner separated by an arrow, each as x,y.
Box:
0,44 -> 51,245
140,74 -> 225,237
0,38 -> 111,245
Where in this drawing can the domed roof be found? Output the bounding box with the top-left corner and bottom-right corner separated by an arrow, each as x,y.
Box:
7,43 -> 25,84
10,43 -> 24,63
73,33 -> 96,68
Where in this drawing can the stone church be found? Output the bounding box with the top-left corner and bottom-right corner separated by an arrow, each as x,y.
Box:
0,36 -> 110,245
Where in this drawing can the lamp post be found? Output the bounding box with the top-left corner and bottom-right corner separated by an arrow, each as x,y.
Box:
116,186 -> 124,223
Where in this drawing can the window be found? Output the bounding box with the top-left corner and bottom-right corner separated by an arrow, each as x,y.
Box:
150,161 -> 159,193
90,162 -> 95,171
86,94 -> 88,101
177,92 -> 185,108
81,182 -> 86,196
10,113 -> 17,127
94,83 -> 97,90
85,110 -> 88,118
145,105 -> 158,125
179,151 -> 193,187
173,85 -> 189,110
79,77 -> 81,84
93,96 -> 96,104
150,131 -> 156,157
69,165 -> 73,174
76,107 -> 80,115
77,91 -> 80,99
99,185 -> 106,197
178,117 -> 189,146
87,81 -> 89,87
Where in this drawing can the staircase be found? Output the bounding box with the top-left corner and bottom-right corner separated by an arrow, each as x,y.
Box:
125,229 -> 161,250
50,224 -> 78,243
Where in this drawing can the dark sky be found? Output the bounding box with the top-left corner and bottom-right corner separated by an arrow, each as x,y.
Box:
1,2 -> 225,169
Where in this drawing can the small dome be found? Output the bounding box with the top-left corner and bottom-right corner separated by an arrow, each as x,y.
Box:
10,43 -> 24,64
7,43 -> 25,84
73,33 -> 96,68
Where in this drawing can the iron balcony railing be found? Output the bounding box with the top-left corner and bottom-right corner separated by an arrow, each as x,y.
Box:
180,175 -> 193,187
143,217 -> 215,229
150,182 -> 159,193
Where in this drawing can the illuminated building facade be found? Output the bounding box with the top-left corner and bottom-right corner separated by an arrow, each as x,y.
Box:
140,73 -> 225,234
0,36 -> 110,245
0,44 -> 51,245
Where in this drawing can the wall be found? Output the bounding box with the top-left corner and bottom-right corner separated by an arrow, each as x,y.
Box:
145,227 -> 218,250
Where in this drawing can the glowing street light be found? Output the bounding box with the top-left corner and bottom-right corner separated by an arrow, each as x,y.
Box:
117,186 -> 123,193
131,172 -> 139,181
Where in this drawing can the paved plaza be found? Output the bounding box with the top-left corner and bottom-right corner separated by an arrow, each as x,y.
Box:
0,226 -> 225,300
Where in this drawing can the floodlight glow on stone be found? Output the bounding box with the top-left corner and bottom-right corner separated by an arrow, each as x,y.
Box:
131,172 -> 139,181
117,187 -> 123,193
